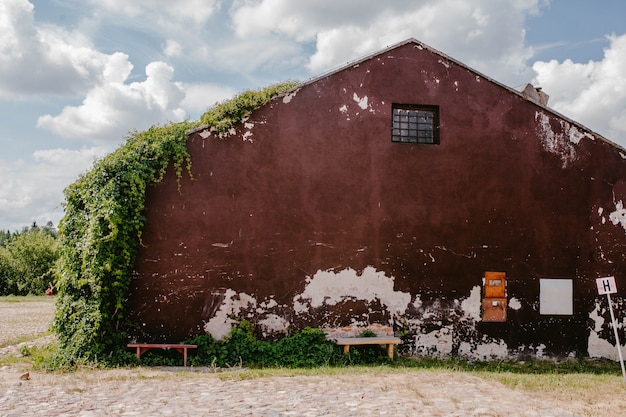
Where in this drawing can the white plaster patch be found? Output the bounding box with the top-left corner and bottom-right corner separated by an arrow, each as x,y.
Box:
258,298 -> 278,310
203,290 -> 257,340
258,314 -> 289,336
412,294 -> 423,310
472,340 -> 509,359
534,111 -> 592,168
282,89 -> 299,104
199,129 -> 210,139
211,241 -> 232,248
587,302 -> 626,360
353,93 -> 368,110
460,285 -> 481,321
438,59 -> 450,69
243,131 -> 253,142
339,104 -> 348,113
535,344 -> 546,359
292,266 -> 411,316
414,327 -> 453,357
609,200 -> 626,231
509,297 -> 522,310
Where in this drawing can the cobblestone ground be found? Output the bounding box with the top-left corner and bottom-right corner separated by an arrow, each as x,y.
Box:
0,298 -> 55,357
1,368 -> 579,417
0,299 -> 624,416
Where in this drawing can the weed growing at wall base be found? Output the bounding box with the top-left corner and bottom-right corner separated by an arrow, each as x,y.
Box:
134,324 -> 392,368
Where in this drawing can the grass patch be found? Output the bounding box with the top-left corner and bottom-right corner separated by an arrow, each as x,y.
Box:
389,356 -> 624,375
0,296 -> 54,303
0,339 -> 57,368
0,330 -> 51,349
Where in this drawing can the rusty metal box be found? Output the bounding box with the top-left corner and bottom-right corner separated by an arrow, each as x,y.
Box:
482,297 -> 507,322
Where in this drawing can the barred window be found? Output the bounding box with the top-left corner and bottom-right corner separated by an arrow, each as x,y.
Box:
392,105 -> 439,144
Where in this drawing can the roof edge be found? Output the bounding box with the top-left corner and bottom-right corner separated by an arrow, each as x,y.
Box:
276,38 -> 624,153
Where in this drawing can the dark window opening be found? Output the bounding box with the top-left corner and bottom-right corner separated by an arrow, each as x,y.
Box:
392,104 -> 439,144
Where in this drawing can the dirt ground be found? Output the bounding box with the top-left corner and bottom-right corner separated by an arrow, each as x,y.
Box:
1,298 -> 625,416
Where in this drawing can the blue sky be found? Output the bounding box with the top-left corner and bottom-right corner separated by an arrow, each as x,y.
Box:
1,0 -> 626,231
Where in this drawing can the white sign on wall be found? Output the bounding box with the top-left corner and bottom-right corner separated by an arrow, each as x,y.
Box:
596,276 -> 617,295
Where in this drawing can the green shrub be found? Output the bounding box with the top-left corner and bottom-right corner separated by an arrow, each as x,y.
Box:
0,228 -> 58,296
133,323 -> 392,368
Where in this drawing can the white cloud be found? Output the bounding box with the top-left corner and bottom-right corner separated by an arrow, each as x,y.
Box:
180,83 -> 237,115
230,0 -> 542,85
0,147 -> 108,231
89,0 -> 220,26
37,61 -> 187,143
163,39 -> 183,57
0,0 -> 131,99
532,34 -> 626,147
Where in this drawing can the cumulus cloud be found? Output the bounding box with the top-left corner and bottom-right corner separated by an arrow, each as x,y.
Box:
37,61 -> 187,143
230,0 -> 542,84
0,147 -> 108,230
180,83 -> 237,116
0,0 -> 132,99
533,34 -> 626,147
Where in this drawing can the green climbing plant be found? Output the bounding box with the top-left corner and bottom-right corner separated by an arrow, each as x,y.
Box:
52,81 -> 297,367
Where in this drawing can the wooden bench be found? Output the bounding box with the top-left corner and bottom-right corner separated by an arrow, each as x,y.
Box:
330,337 -> 402,360
127,343 -> 197,366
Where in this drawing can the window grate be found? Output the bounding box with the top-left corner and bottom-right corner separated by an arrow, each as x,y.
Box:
392,105 -> 439,144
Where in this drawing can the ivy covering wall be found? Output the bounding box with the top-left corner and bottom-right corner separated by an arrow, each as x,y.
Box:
52,81 -> 297,366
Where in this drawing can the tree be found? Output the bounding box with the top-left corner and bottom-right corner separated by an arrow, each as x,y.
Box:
0,229 -> 12,247
0,228 -> 59,295
0,246 -> 13,295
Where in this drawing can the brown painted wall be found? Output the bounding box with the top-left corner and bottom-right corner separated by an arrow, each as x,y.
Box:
127,40 -> 626,359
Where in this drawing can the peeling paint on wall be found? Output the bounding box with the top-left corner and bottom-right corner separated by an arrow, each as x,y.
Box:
460,285 -> 481,321
535,111 -> 594,168
609,200 -> 626,231
203,289 -> 257,339
509,297 -> 522,310
587,302 -> 626,360
352,93 -> 369,110
282,89 -> 299,104
258,314 -> 289,337
461,339 -> 508,360
293,266 -> 411,317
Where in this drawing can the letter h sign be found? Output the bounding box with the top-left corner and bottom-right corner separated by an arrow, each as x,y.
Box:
596,276 -> 617,295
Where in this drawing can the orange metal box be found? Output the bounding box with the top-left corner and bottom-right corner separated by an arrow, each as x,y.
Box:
484,271 -> 506,298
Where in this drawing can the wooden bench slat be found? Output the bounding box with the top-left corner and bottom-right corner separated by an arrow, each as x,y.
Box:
127,343 -> 197,348
327,336 -> 402,359
127,343 -> 197,366
332,337 -> 401,346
